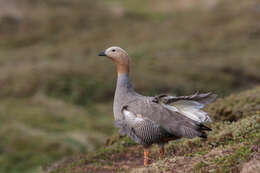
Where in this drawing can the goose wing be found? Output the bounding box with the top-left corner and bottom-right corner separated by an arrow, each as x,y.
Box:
124,95 -> 213,139
153,92 -> 217,123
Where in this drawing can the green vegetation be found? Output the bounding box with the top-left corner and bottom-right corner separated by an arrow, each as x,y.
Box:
0,0 -> 259,172
0,96 -> 114,173
48,87 -> 260,173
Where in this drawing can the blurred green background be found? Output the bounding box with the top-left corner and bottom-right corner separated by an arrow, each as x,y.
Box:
0,0 -> 259,172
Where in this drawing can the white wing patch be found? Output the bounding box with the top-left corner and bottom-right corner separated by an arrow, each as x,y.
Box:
163,100 -> 212,123
122,109 -> 144,126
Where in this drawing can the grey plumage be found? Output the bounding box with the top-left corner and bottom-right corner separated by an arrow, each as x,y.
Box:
115,106 -> 171,147
113,74 -> 216,147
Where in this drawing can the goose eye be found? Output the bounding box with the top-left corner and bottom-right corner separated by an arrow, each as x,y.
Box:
112,49 -> 116,52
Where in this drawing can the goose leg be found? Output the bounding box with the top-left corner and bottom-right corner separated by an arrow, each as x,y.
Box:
144,148 -> 149,166
159,144 -> 165,159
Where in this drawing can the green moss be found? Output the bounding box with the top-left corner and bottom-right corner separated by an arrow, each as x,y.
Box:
206,87 -> 260,122
214,145 -> 252,173
193,161 -> 209,173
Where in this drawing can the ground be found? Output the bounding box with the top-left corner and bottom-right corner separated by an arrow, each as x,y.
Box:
47,87 -> 260,173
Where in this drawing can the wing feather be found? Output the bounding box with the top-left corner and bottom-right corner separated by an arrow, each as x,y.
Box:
125,96 -> 211,139
153,92 -> 217,123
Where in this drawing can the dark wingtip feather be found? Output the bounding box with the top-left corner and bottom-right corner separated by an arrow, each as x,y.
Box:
199,132 -> 208,139
197,123 -> 212,131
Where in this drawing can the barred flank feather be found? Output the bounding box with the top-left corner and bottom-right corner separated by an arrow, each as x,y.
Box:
115,106 -> 167,147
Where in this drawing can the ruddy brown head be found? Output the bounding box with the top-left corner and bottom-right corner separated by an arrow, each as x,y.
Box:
99,46 -> 130,75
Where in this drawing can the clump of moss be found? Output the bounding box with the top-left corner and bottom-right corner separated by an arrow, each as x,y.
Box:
206,87 -> 260,122
193,161 -> 209,173
214,145 -> 252,173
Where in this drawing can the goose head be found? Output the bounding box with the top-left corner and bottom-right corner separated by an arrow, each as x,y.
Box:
99,46 -> 130,75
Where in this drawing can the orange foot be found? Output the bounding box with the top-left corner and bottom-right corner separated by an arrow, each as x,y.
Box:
144,148 -> 149,167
